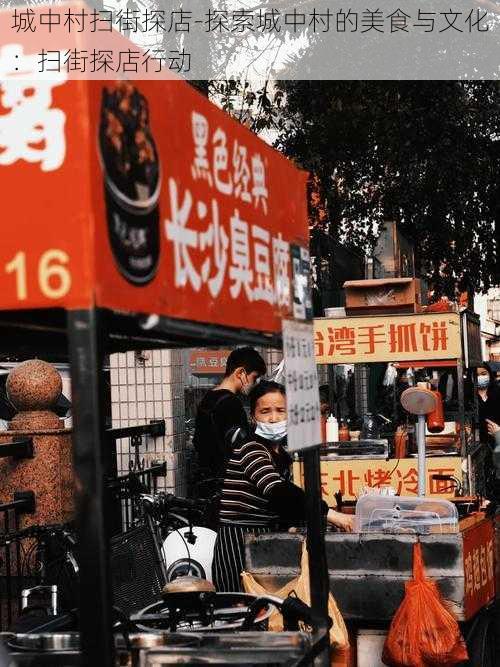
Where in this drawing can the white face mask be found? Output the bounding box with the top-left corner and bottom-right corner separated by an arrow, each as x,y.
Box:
255,420 -> 287,441
477,375 -> 490,389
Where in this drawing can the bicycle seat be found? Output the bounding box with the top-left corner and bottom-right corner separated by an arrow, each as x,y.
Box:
162,576 -> 215,597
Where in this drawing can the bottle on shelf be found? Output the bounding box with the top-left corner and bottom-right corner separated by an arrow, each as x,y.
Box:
320,413 -> 327,444
394,425 -> 408,458
326,414 -> 339,442
427,389 -> 445,433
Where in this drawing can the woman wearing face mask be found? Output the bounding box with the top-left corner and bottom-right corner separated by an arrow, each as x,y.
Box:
476,364 -> 500,444
251,381 -> 292,483
212,381 -> 353,593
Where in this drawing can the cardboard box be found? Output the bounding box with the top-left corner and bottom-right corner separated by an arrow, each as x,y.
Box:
343,278 -> 421,315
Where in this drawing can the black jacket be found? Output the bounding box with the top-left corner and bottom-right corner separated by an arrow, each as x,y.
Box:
478,385 -> 500,444
193,389 -> 248,478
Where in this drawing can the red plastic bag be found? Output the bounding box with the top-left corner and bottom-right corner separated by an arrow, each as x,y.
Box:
382,543 -> 468,667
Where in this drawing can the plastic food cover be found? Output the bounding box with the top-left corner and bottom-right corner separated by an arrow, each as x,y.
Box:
355,495 -> 459,535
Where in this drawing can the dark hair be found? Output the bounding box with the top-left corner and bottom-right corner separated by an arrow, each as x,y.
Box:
479,362 -> 493,374
224,347 -> 267,378
249,381 -> 286,415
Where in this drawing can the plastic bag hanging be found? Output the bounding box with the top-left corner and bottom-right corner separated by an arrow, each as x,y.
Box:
382,542 -> 468,667
383,363 -> 398,387
271,359 -> 286,384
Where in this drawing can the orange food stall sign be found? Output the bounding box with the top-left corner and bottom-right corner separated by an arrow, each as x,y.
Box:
293,457 -> 463,503
462,518 -> 495,620
189,350 -> 230,376
0,6 -> 308,335
314,313 -> 461,364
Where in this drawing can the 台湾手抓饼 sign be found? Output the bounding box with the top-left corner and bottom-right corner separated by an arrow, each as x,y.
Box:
314,313 -> 461,364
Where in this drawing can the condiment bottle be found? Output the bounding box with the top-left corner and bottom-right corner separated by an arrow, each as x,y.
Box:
394,426 -> 408,458
320,414 -> 327,444
326,414 -> 339,442
426,389 -> 445,433
339,422 -> 350,442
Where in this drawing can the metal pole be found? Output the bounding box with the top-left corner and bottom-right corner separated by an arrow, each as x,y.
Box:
416,415 -> 426,497
495,507 -> 500,659
456,357 -> 470,494
303,446 -> 330,667
327,364 -> 337,418
68,308 -> 114,667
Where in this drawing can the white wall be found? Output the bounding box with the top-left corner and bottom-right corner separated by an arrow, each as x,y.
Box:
110,349 -> 188,496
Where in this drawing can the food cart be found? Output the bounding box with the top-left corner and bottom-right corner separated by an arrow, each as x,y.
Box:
246,296 -> 498,663
311,309 -> 481,500
0,7 -> 330,662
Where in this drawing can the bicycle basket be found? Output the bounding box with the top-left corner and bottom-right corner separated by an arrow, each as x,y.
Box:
110,524 -> 166,616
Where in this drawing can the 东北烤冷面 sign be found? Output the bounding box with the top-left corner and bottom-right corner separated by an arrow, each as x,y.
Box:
293,456 -> 463,503
462,519 -> 495,620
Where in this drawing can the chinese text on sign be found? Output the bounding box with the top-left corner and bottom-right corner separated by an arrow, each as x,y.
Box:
283,319 -> 321,452
315,313 -> 461,364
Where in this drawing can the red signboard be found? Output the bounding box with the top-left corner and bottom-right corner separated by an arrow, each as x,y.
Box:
189,350 -> 229,376
1,75 -> 93,310
0,6 -> 309,335
89,80 -> 307,333
462,518 -> 495,620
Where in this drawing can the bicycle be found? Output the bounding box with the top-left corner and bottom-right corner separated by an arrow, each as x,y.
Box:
0,523 -> 79,632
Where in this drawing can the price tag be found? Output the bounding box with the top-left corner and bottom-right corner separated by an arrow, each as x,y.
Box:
282,319 -> 321,452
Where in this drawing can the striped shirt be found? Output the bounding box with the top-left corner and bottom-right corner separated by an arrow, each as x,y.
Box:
218,440 -> 283,527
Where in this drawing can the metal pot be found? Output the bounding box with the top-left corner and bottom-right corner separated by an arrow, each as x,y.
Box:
115,633 -> 202,667
8,632 -> 80,652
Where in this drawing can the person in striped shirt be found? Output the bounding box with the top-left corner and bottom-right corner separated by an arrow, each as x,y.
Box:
212,381 -> 353,592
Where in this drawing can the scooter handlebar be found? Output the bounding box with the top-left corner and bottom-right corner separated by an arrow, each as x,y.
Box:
241,594 -> 329,633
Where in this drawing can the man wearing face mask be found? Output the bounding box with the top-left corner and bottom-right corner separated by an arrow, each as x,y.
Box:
193,347 -> 266,498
